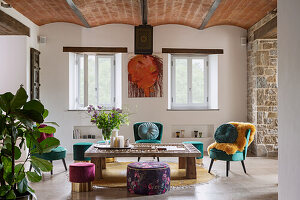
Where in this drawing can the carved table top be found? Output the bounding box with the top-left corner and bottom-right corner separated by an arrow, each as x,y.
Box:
85,143 -> 201,158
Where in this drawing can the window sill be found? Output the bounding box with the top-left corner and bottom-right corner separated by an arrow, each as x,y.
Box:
167,109 -> 219,111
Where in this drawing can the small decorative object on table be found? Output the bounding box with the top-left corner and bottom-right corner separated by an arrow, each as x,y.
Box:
125,138 -> 130,147
87,105 -> 130,144
180,130 -> 185,138
176,131 -> 180,138
194,130 -> 198,138
199,132 -> 203,138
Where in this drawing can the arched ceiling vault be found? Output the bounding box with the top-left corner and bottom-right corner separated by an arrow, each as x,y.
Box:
4,0 -> 277,30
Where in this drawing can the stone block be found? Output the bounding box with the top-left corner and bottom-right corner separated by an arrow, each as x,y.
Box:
256,51 -> 270,66
267,76 -> 276,82
255,67 -> 264,75
265,69 -> 275,75
265,144 -> 274,152
270,50 -> 277,56
263,43 -> 273,50
257,77 -> 267,88
268,151 -> 278,157
256,144 -> 268,157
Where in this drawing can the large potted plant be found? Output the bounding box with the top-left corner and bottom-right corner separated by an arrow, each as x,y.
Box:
0,86 -> 60,199
87,105 -> 129,144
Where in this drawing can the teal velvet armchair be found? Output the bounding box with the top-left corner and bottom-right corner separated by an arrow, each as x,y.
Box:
133,122 -> 163,144
133,122 -> 163,162
208,129 -> 251,177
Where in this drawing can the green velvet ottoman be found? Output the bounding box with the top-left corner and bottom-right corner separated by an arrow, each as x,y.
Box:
183,141 -> 203,159
73,142 -> 93,162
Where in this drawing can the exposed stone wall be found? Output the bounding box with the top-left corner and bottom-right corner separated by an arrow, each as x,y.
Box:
247,12 -> 278,157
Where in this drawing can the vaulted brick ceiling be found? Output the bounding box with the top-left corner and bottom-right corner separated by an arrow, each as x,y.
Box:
4,0 -> 277,30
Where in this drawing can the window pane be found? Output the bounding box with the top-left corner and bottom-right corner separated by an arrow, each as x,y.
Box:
88,55 -> 97,106
98,57 -> 112,105
79,56 -> 84,105
192,59 -> 205,104
175,58 -> 188,104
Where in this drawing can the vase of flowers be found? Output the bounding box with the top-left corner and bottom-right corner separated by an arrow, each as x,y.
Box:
87,105 -> 129,143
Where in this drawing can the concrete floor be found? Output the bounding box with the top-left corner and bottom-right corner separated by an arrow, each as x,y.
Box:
31,155 -> 278,200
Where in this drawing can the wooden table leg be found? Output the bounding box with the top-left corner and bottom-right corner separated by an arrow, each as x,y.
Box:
91,157 -> 103,180
101,158 -> 106,169
186,157 -> 197,179
178,157 -> 187,169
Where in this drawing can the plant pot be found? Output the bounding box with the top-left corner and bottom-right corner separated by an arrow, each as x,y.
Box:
0,191 -> 32,200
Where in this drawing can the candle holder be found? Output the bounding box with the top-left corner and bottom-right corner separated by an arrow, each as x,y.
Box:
194,130 -> 198,138
176,131 -> 180,138
180,130 -> 185,138
199,132 -> 203,138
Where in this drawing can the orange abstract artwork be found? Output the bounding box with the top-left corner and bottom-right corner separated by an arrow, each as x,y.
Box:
128,55 -> 163,98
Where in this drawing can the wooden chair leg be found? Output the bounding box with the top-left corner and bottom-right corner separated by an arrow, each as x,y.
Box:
50,160 -> 53,175
157,157 -> 160,162
226,161 -> 230,177
62,158 -> 67,171
241,160 -> 247,174
208,159 -> 214,173
138,157 -> 141,162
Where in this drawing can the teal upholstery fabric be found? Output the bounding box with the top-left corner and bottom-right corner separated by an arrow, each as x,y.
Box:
133,122 -> 163,144
210,148 -> 244,161
138,122 -> 159,140
183,141 -> 203,159
33,146 -> 66,161
73,142 -> 93,161
209,129 -> 251,161
214,124 -> 238,143
135,140 -> 161,144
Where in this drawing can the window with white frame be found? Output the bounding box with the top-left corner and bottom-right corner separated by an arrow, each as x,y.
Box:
70,53 -> 118,109
171,55 -> 209,109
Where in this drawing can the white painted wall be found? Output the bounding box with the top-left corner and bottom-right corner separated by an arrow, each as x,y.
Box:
278,1 -> 300,199
0,36 -> 26,93
0,7 -> 39,93
39,23 -> 247,153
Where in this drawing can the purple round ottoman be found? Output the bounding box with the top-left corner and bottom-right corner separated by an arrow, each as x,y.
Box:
127,162 -> 170,195
69,162 -> 95,192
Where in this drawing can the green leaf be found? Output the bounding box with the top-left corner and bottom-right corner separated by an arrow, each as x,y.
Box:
17,177 -> 28,194
0,185 -> 10,196
38,126 -> 56,134
2,156 -> 12,173
0,92 -> 14,112
17,110 -> 44,124
27,186 -> 37,200
10,87 -> 28,110
23,100 -> 44,114
6,188 -> 16,199
44,121 -> 60,127
25,132 -> 42,154
43,109 -> 49,119
31,156 -> 52,172
15,163 -> 25,182
3,171 -> 13,185
39,137 -> 59,153
26,171 -> 42,182
14,146 -> 21,160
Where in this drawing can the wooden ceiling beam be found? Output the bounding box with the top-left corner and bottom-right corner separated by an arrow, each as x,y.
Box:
140,0 -> 147,25
254,16 -> 277,40
0,10 -> 30,36
162,48 -> 224,54
65,0 -> 90,28
199,0 -> 221,30
63,46 -> 128,53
